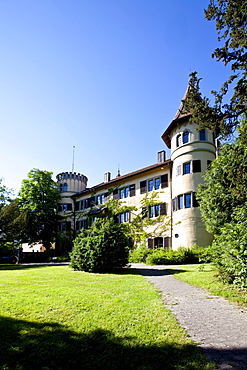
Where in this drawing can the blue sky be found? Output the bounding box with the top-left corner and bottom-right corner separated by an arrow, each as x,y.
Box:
0,0 -> 231,194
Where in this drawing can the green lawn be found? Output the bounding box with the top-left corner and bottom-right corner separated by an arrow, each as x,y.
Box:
167,264 -> 247,307
0,265 -> 214,370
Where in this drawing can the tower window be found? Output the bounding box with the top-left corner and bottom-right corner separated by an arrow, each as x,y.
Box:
183,131 -> 189,144
199,129 -> 206,141
183,162 -> 191,175
185,193 -> 191,208
176,134 -> 182,147
178,195 -> 183,209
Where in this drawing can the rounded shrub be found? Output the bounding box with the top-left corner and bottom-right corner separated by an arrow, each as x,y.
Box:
70,218 -> 131,273
128,244 -> 151,263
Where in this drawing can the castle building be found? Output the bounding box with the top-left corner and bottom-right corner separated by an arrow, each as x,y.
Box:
57,93 -> 215,250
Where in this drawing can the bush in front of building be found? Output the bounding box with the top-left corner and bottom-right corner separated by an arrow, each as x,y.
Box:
130,246 -> 212,265
128,244 -> 152,263
70,218 -> 131,272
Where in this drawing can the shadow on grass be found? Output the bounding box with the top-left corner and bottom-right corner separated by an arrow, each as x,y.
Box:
0,316 -> 212,370
127,266 -> 187,277
0,263 -> 70,271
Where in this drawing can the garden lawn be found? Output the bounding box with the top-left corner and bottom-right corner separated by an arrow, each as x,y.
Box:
0,265 -> 214,370
167,264 -> 247,307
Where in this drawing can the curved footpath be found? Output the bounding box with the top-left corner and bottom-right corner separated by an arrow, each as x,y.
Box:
130,263 -> 247,370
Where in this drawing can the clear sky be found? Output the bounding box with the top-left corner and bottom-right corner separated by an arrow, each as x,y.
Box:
0,0 -> 230,194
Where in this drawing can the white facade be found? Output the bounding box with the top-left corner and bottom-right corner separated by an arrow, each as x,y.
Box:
57,101 -> 216,249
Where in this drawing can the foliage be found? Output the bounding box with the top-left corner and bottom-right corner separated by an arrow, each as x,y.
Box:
128,244 -> 152,263
129,245 -> 210,265
184,0 -> 247,136
197,117 -> 247,234
211,221 -> 247,289
0,199 -> 26,251
18,168 -> 60,249
70,217 -> 131,272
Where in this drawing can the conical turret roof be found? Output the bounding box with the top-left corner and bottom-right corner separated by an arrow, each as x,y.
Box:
161,87 -> 191,149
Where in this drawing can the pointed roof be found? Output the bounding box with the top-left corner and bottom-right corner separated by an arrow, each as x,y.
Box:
161,87 -> 191,149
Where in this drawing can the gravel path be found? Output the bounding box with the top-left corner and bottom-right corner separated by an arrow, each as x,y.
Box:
130,263 -> 247,370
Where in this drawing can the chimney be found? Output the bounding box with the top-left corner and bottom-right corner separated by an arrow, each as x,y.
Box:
104,172 -> 111,182
158,150 -> 166,163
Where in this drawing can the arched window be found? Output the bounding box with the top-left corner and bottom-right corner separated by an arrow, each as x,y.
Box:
199,129 -> 206,141
183,131 -> 189,144
176,134 -> 182,147
63,183 -> 68,192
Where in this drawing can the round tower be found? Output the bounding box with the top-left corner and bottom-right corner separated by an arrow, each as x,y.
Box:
162,96 -> 215,249
56,172 -> 88,215
56,172 -> 88,195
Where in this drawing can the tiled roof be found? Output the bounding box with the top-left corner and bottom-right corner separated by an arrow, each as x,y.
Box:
71,159 -> 172,199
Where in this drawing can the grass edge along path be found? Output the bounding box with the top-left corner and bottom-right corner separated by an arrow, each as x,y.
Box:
166,263 -> 247,308
0,265 -> 214,370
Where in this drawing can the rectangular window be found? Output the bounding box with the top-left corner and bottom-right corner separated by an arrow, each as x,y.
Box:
113,189 -> 119,200
192,160 -> 201,173
178,195 -> 183,209
149,205 -> 154,218
147,238 -> 153,249
125,187 -> 129,197
119,188 -> 125,199
155,204 -> 160,217
140,180 -> 147,194
148,179 -> 153,192
183,162 -> 191,175
155,177 -> 160,190
161,174 -> 168,188
172,198 -> 177,212
199,129 -> 206,141
185,193 -> 191,208
207,160 -> 212,169
75,201 -> 80,211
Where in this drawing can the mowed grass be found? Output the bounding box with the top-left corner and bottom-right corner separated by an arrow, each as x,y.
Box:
0,265 -> 214,370
167,264 -> 247,307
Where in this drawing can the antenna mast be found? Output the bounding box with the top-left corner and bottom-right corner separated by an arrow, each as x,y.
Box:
72,146 -> 75,172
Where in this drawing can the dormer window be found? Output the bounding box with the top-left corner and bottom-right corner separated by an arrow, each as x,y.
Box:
176,134 -> 182,147
182,131 -> 189,144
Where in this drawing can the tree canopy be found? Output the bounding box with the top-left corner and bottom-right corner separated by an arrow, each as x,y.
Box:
184,0 -> 247,136
18,169 -> 60,249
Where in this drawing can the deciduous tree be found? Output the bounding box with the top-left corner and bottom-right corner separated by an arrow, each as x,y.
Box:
18,169 -> 60,249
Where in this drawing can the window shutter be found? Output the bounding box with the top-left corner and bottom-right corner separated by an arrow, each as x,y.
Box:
192,160 -> 201,173
113,189 -> 119,200
114,214 -> 120,223
67,203 -> 72,211
192,192 -> 199,207
142,206 -> 148,219
91,196 -> 95,206
140,180 -> 147,194
104,192 -> 109,202
147,238 -> 153,249
172,198 -> 177,212
160,202 -> 167,215
75,202 -> 80,211
129,184 -> 135,197
164,237 -> 170,249
161,174 -> 168,188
